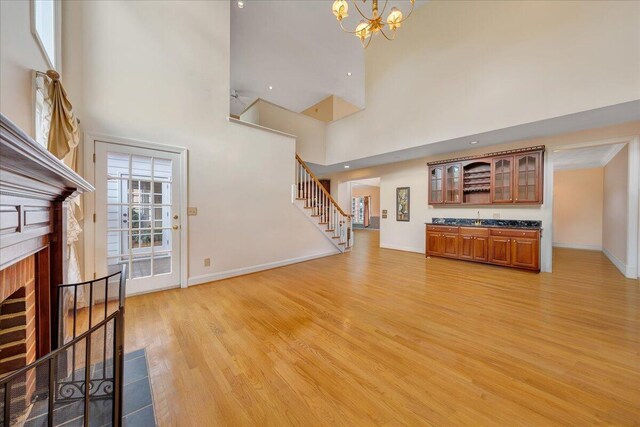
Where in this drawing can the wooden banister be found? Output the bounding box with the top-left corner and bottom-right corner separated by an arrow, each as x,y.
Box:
295,154 -> 351,218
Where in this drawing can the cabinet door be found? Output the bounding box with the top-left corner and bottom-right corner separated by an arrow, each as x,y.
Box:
515,152 -> 541,203
442,233 -> 459,258
426,232 -> 443,256
489,236 -> 511,265
491,156 -> 513,203
511,238 -> 539,270
428,166 -> 444,204
472,236 -> 489,262
444,164 -> 462,204
459,236 -> 474,260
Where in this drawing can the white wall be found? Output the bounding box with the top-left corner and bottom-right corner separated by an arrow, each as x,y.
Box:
552,168 -> 604,250
240,99 -> 326,164
325,122 -> 640,272
325,0 -> 640,164
61,1 -> 337,285
603,145 -> 629,269
0,0 -> 50,136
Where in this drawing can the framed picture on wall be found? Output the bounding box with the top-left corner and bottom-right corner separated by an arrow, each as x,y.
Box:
396,187 -> 410,221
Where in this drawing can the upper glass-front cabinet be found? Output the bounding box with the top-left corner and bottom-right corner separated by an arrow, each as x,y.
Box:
491,157 -> 513,203
429,166 -> 444,204
445,164 -> 461,204
427,147 -> 544,206
515,153 -> 541,203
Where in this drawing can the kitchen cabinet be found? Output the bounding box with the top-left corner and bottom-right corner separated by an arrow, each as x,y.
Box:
426,225 -> 540,272
427,146 -> 544,206
515,152 -> 542,203
428,166 -> 444,204
444,164 -> 462,204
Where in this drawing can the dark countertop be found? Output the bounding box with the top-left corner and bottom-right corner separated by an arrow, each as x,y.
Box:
425,218 -> 542,230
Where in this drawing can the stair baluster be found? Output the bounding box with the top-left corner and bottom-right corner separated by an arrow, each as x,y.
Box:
293,155 -> 353,251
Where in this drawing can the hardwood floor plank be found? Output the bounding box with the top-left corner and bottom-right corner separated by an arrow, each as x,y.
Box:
125,231 -> 640,426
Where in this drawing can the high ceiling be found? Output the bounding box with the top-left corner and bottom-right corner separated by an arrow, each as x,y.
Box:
231,0 -> 365,115
230,0 -> 424,116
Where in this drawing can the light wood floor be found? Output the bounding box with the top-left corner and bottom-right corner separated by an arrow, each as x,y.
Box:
125,230 -> 640,426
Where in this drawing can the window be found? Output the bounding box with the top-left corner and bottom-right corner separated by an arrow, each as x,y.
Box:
351,197 -> 365,224
31,0 -> 60,70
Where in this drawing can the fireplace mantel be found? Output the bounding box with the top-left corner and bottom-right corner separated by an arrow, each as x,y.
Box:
1,113 -> 94,356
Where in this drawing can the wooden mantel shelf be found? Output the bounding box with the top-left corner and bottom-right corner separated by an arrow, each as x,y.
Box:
1,113 -> 94,200
1,113 -> 95,352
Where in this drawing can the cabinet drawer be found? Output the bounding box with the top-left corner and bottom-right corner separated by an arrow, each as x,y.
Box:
490,228 -> 539,239
459,227 -> 489,237
426,225 -> 459,234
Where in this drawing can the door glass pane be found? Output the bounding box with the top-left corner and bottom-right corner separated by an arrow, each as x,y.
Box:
131,254 -> 151,279
153,253 -> 171,275
131,155 -> 152,180
106,151 -> 175,281
107,152 -> 129,178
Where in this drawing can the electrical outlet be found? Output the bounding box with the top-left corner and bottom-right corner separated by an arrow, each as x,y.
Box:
188,207 -> 198,216
204,257 -> 211,267
493,213 -> 500,219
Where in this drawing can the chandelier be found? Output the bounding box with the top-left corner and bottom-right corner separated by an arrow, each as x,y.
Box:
332,0 -> 415,48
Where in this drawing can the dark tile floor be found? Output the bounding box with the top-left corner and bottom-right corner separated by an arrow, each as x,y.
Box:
21,349 -> 156,427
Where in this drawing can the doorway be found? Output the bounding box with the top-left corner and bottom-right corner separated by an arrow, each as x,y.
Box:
93,141 -> 184,295
552,141 -> 638,278
350,178 -> 381,230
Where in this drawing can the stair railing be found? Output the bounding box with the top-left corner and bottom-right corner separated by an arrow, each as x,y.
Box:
295,155 -> 352,250
1,266 -> 126,427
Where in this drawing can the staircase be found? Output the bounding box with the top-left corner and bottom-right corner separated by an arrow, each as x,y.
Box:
293,155 -> 353,253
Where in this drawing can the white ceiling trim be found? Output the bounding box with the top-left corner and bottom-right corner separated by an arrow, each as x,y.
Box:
600,143 -> 626,166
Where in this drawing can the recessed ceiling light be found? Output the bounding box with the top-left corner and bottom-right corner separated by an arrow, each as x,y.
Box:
344,165 -> 350,169
237,1 -> 245,9
347,72 -> 352,77
268,85 -> 273,90
470,141 -> 479,145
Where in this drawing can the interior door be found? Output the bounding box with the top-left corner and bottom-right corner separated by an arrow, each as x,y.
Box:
94,141 -> 181,295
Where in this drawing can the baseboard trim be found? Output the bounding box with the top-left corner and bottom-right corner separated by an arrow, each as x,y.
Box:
380,244 -> 424,254
553,243 -> 602,251
602,247 -> 628,277
126,284 -> 181,297
187,250 -> 340,287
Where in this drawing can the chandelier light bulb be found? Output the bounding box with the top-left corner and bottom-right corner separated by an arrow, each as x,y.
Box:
355,20 -> 372,42
387,7 -> 403,31
332,0 -> 349,21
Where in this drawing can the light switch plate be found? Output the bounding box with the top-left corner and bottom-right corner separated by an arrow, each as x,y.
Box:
187,207 -> 198,216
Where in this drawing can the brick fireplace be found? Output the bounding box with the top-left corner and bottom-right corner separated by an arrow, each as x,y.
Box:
0,255 -> 38,412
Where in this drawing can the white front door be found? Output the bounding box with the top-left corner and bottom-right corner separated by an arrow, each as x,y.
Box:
94,141 -> 182,294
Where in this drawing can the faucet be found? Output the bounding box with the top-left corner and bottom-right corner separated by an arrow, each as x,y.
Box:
474,210 -> 482,226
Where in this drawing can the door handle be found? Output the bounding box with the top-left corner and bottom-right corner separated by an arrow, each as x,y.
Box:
172,225 -> 179,230
173,215 -> 179,220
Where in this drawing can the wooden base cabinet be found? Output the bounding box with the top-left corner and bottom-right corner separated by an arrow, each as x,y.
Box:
426,225 -> 540,272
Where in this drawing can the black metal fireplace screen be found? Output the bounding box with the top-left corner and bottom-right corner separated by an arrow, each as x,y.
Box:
1,267 -> 126,427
